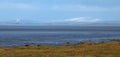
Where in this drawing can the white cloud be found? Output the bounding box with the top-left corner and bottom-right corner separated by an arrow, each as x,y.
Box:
46,17 -> 100,23
0,2 -> 39,10
66,17 -> 100,22
52,5 -> 120,11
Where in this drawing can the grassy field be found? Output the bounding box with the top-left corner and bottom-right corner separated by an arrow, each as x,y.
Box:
0,41 -> 120,57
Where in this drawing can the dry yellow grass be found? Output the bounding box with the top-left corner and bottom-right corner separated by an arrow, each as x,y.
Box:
0,41 -> 120,57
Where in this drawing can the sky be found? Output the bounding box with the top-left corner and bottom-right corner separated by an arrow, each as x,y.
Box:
0,0 -> 120,25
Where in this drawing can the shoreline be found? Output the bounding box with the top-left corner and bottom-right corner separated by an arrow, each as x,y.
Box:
0,39 -> 119,47
0,41 -> 120,57
0,39 -> 120,47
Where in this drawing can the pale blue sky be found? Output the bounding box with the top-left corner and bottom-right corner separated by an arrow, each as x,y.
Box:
0,0 -> 120,25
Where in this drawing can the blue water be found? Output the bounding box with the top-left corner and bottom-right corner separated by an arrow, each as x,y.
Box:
0,26 -> 120,47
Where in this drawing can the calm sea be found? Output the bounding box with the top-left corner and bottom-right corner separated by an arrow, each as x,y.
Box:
0,26 -> 120,47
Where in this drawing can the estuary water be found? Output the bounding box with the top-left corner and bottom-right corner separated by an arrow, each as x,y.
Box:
0,26 -> 120,47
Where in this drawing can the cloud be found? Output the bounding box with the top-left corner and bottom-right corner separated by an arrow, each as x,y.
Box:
42,17 -> 100,25
46,17 -> 100,23
66,17 -> 100,22
52,5 -> 120,11
0,2 -> 39,10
